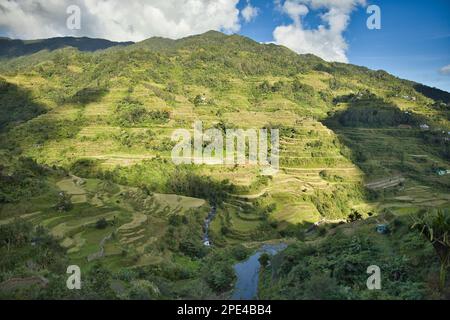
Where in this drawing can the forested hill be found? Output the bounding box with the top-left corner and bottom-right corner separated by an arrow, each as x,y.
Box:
0,30 -> 448,300
4,30 -> 449,104
0,37 -> 133,58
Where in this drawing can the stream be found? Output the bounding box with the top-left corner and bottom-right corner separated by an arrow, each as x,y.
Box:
231,243 -> 287,300
203,205 -> 217,246
201,206 -> 287,299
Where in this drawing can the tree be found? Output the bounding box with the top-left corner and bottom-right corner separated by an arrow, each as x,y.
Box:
259,81 -> 271,94
347,210 -> 363,223
259,253 -> 270,268
95,218 -> 108,229
179,239 -> 208,258
412,209 -> 450,291
194,94 -> 206,106
85,262 -> 115,298
303,274 -> 348,300
204,261 -> 235,292
55,192 -> 73,212
0,219 -> 32,251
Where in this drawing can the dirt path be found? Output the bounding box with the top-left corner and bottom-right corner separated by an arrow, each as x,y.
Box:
87,233 -> 113,262
0,211 -> 41,226
365,176 -> 405,190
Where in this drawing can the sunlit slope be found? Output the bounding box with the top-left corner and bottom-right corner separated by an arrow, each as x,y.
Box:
0,31 -> 449,235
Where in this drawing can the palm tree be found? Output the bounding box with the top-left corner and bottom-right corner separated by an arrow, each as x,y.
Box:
411,209 -> 450,291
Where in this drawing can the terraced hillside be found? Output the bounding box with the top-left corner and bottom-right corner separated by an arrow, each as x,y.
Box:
0,31 -> 449,299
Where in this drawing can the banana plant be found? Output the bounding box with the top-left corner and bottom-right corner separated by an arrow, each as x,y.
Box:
411,209 -> 450,291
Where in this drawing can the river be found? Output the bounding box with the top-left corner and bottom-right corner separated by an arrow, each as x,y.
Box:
203,205 -> 217,246
231,243 -> 287,300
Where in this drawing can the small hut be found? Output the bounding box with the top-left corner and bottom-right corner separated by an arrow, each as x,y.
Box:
376,224 -> 389,234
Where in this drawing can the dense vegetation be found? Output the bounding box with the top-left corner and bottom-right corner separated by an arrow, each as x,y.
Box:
0,37 -> 132,58
0,31 -> 448,299
260,210 -> 449,300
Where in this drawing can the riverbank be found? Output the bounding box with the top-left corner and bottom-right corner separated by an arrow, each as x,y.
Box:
231,243 -> 287,300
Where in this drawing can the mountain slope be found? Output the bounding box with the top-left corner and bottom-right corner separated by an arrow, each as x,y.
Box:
0,31 -> 448,299
0,37 -> 134,58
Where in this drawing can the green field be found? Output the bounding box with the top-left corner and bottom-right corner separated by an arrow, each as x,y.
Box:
0,31 -> 448,299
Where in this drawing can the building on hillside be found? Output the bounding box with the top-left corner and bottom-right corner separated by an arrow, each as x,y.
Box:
420,124 -> 430,130
435,169 -> 449,176
376,224 -> 389,234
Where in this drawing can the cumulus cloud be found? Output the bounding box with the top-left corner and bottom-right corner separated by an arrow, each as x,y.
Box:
0,0 -> 242,42
273,0 -> 366,63
439,65 -> 450,76
241,1 -> 259,23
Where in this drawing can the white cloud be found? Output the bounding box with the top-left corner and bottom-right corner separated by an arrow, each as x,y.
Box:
439,65 -> 450,76
282,1 -> 309,24
0,0 -> 242,42
241,1 -> 259,23
273,0 -> 366,63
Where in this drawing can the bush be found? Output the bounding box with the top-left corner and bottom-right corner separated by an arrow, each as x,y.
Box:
259,253 -> 270,268
347,210 -> 363,223
204,260 -> 235,292
95,218 -> 108,229
70,158 -> 100,178
303,274 -> 348,300
55,192 -> 73,212
194,94 -> 207,106
179,240 -> 208,259
114,98 -> 170,126
127,280 -> 160,300
0,219 -> 33,248
168,214 -> 188,226
230,245 -> 249,261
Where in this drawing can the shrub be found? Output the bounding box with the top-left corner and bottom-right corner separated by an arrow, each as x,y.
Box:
204,261 -> 235,292
259,253 -> 270,268
95,218 -> 108,229
347,210 -> 363,223
55,192 -> 73,212
302,274 -> 348,300
193,94 -> 207,106
179,240 -> 208,259
230,245 -> 249,261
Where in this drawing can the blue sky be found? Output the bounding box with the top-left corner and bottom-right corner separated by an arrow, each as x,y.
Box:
237,0 -> 450,92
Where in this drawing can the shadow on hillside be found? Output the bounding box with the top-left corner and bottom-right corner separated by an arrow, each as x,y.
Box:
0,78 -> 47,132
0,37 -> 133,58
413,83 -> 450,104
211,206 -> 318,247
321,93 -> 449,191
0,78 -> 85,148
324,93 -> 420,128
68,86 -> 109,105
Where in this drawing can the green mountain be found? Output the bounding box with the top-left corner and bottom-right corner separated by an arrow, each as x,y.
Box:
0,37 -> 133,58
0,31 -> 449,299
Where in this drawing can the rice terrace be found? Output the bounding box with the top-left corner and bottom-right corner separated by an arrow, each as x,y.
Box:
0,0 -> 449,303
